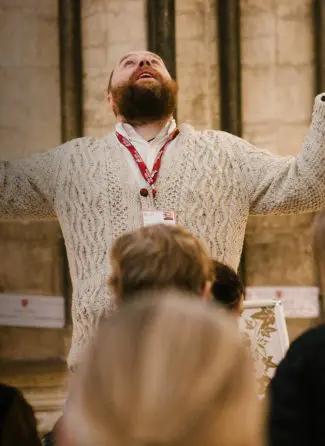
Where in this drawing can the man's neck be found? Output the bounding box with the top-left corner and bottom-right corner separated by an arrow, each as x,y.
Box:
119,116 -> 172,142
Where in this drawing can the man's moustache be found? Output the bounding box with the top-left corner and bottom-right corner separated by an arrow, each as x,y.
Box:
131,69 -> 160,82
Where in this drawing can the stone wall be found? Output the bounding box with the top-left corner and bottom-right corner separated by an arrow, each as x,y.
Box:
241,0 -> 317,339
82,0 -> 147,135
81,0 -> 220,134
0,0 -> 60,159
0,0 -> 68,435
0,0 -> 70,361
176,0 -> 220,129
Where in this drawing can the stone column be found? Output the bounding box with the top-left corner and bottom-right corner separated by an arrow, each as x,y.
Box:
315,0 -> 325,92
217,0 -> 242,136
59,0 -> 84,324
59,0 -> 83,141
147,0 -> 176,79
312,0 -> 325,319
217,0 -> 245,281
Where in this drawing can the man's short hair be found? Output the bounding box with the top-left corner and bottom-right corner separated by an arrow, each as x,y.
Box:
211,260 -> 244,311
109,224 -> 214,302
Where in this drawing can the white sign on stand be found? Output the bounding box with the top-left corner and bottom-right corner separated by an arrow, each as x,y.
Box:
245,286 -> 320,318
0,293 -> 65,328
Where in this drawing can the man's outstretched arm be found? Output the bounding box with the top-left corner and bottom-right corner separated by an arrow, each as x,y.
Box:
0,144 -> 64,219
227,94 -> 325,215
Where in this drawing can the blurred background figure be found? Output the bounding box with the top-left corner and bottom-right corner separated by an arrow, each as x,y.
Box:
0,383 -> 41,446
67,295 -> 262,446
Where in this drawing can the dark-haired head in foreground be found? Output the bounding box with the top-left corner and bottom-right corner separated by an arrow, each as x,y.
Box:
211,260 -> 244,315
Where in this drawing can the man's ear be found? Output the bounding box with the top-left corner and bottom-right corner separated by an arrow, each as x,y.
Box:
107,92 -> 114,107
201,281 -> 212,301
107,92 -> 118,117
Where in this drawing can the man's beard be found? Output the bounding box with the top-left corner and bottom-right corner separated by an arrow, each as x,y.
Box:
111,70 -> 178,125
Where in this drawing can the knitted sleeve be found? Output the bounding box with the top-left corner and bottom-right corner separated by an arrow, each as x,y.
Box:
228,94 -> 325,215
0,144 -> 65,219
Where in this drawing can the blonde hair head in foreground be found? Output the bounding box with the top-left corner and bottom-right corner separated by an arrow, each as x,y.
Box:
67,292 -> 262,446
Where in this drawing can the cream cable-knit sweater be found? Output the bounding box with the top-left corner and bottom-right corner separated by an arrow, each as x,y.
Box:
1,94 -> 325,368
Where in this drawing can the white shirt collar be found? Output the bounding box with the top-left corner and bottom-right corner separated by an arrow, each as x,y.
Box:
115,118 -> 177,145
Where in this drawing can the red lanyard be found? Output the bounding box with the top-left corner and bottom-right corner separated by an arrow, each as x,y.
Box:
116,128 -> 179,197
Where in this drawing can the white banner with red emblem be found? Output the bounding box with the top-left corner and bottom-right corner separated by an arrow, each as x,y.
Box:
245,286 -> 320,318
0,293 -> 65,328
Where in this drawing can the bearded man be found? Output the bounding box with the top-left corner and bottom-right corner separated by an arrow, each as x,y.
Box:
1,50 -> 325,369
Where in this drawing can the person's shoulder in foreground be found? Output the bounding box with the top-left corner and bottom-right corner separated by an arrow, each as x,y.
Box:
268,323 -> 325,446
286,322 -> 325,351
0,383 -> 41,446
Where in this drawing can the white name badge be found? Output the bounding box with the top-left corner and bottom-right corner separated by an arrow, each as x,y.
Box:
142,210 -> 176,226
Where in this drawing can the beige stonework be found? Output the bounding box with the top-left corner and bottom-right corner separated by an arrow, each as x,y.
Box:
0,2 -> 69,360
82,0 -> 147,136
176,0 -> 220,129
82,0 -> 220,133
241,0 -> 317,340
241,0 -> 314,154
0,1 -> 60,159
0,0 -> 68,433
0,220 -> 71,360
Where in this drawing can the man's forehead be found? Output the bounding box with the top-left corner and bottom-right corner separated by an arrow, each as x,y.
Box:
116,51 -> 164,66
